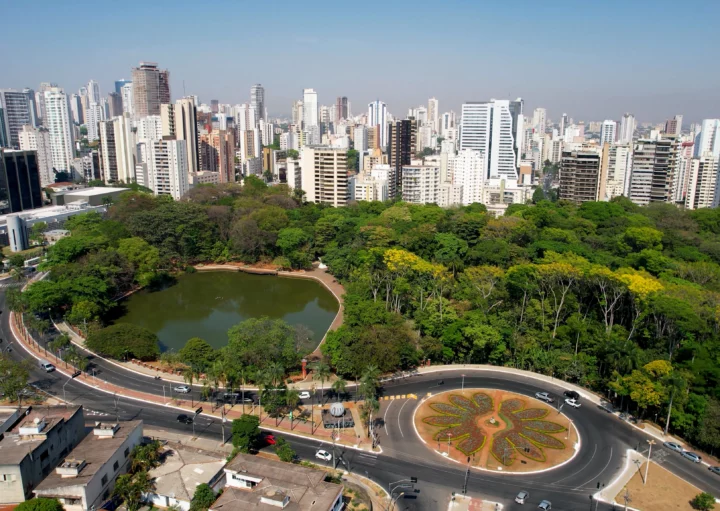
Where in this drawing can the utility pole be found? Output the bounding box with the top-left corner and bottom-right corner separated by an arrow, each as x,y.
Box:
462,456 -> 470,494
221,405 -> 226,444
644,440 -> 655,484
623,488 -> 631,510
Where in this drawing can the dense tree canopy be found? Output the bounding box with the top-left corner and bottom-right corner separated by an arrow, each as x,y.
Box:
86,324 -> 159,361
19,184 -> 720,454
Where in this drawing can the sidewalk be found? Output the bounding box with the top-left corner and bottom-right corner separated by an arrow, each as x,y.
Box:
449,493 -> 503,511
597,448 -> 645,508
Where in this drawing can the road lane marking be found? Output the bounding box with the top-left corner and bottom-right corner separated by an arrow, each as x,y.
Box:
383,400 -> 394,434
397,399 -> 410,438
573,446 -> 614,490
552,444 -> 597,484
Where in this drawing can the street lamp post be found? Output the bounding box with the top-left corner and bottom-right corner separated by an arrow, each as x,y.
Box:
446,432 -> 452,455
62,370 -> 82,409
644,440 -> 655,484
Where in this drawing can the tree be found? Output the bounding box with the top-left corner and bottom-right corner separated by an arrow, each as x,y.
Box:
347,149 -> 359,171
113,471 -> 153,511
178,337 -> 216,372
312,361 -> 331,404
15,498 -> 64,511
131,440 -> 162,472
85,324 -> 160,361
0,355 -> 30,404
189,483 -> 216,511
692,492 -> 715,511
287,149 -> 299,160
224,317 -> 299,374
331,378 -> 347,399
232,414 -> 261,453
532,187 -> 546,204
117,237 -> 160,286
9,254 -> 25,269
274,437 -> 296,462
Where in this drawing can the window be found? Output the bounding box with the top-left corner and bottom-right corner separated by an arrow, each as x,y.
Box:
1,474 -> 13,482
113,461 -> 119,471
124,447 -> 130,458
101,475 -> 108,486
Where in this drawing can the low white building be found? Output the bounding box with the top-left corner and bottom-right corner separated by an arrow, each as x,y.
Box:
33,421 -> 143,511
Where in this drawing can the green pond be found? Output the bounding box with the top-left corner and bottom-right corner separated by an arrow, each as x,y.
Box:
114,271 -> 339,352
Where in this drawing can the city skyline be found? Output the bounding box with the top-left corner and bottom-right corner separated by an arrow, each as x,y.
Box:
4,0 -> 720,122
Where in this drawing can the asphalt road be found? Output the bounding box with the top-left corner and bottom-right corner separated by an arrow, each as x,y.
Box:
2,288 -> 719,510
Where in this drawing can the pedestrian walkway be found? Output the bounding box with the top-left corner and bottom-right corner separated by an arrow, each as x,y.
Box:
597,448 -> 645,508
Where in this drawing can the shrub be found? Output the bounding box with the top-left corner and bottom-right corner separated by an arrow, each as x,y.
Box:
16,498 -> 64,511
86,323 -> 160,361
692,492 -> 715,511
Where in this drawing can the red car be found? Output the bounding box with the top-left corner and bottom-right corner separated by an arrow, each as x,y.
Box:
262,433 -> 276,445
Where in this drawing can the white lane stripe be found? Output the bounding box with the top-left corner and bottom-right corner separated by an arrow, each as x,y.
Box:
383,399 -> 394,434
573,447 -> 614,490
397,399 -> 410,438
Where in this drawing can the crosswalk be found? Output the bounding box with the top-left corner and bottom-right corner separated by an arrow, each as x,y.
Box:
0,282 -> 22,288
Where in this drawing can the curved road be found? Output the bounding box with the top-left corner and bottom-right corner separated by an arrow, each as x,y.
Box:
2,290 -> 718,510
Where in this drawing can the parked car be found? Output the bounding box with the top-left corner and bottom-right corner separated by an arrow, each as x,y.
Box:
708,466 -> 720,475
222,393 -> 240,402
515,490 -> 530,504
176,414 -> 193,424
538,500 -> 552,510
534,392 -> 554,403
174,385 -> 191,394
315,450 -> 332,461
662,441 -> 683,453
564,398 -> 581,408
262,433 -> 276,445
682,451 -> 702,463
563,390 -> 580,400
299,391 -> 311,400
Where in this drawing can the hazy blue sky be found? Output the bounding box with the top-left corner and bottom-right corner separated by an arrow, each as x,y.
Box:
3,0 -> 719,123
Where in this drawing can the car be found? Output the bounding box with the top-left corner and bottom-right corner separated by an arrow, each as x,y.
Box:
534,392 -> 554,403
299,391 -> 311,400
315,450 -> 332,461
262,433 -> 276,445
709,466 -> 720,475
176,414 -> 193,424
222,393 -> 241,402
663,441 -> 683,453
538,500 -> 552,510
682,451 -> 702,463
563,390 -> 580,401
565,398 -> 581,408
174,385 -> 191,393
515,490 -> 530,504
39,361 -> 55,372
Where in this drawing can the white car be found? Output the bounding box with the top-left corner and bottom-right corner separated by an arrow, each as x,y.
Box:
564,398 -> 581,408
299,391 -> 311,400
174,385 -> 191,393
315,450 -> 332,461
538,500 -> 552,510
534,392 -> 554,403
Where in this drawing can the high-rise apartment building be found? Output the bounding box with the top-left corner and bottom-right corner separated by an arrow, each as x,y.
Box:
234,103 -> 257,132
453,149 -> 486,205
335,97 -> 348,123
601,144 -> 632,200
367,100 -> 388,148
629,138 -> 677,206
559,149 -> 603,204
251,84 -> 265,121
696,119 -> 720,158
532,108 -> 546,135
428,98 -> 439,133
121,83 -> 134,116
44,87 -> 74,173
114,79 -> 131,94
173,98 -> 200,174
302,89 -> 318,128
685,153 -> 720,210
19,125 -> 53,187
0,150 -> 43,213
402,165 -> 440,204
600,120 -> 617,146
353,125 -> 368,152
0,89 -> 33,148
618,113 -> 636,144
459,99 -> 524,181
85,103 -> 105,142
35,82 -> 57,126
672,141 -> 695,204
99,114 -> 135,183
440,111 -> 456,138
146,139 -> 189,200
131,62 -> 170,117
108,92 -> 123,118
664,115 -> 683,136
87,80 -> 101,105
387,119 -> 416,198
292,100 -> 303,126
22,88 -> 38,128
300,146 -> 348,207
136,115 -> 163,141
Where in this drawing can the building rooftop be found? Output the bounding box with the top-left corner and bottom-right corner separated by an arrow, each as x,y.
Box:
149,445 -> 226,502
213,454 -> 342,511
33,420 -> 142,492
0,406 -> 83,465
55,187 -> 129,197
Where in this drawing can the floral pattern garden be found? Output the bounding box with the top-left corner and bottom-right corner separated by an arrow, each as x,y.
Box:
414,389 -> 577,472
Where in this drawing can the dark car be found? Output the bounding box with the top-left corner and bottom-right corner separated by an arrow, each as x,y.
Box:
176,414 -> 193,424
709,466 -> 720,475
563,390 -> 580,401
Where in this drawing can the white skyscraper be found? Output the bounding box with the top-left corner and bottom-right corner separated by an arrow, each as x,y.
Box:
618,113 -> 636,144
146,139 -> 189,200
440,111 -> 456,138
87,80 -> 101,105
453,149 -> 487,205
121,83 -> 134,116
250,84 -> 265,121
233,103 -> 257,132
600,120 -> 617,147
428,98 -> 439,133
602,144 -> 633,200
44,87 -> 74,173
19,125 -> 54,186
302,89 -> 318,128
353,125 -> 368,152
459,99 -> 523,180
696,119 -> 720,158
135,115 -> 163,141
686,154 -> 720,210
368,100 -> 388,148
402,165 -> 440,204
85,103 -> 106,142
532,108 -> 547,134
99,113 -> 136,184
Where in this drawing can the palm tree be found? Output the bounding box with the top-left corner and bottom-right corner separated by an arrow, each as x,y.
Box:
363,395 -> 380,439
183,368 -> 196,406
266,362 -> 285,388
360,364 -> 380,399
285,389 -> 300,430
114,471 -> 154,511
331,378 -> 347,401
312,361 -> 331,404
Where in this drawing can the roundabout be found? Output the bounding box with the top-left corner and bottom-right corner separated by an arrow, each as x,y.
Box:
413,388 -> 579,473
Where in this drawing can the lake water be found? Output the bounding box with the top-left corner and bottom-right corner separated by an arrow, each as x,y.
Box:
113,271 -> 339,353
